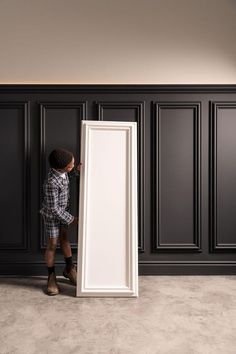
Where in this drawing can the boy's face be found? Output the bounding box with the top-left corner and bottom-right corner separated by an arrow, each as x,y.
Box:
58,156 -> 75,173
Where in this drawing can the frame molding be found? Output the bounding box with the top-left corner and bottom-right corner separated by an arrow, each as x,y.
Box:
152,102 -> 201,252
97,101 -> 145,252
77,120 -> 138,297
39,102 -> 87,249
210,101 -> 236,252
0,101 -> 30,250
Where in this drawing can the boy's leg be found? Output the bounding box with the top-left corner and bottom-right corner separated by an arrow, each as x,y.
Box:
45,236 -> 59,295
59,226 -> 77,285
59,226 -> 72,259
45,237 -> 59,267
42,217 -> 60,295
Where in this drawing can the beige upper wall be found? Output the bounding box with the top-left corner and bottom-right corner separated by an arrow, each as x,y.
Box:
0,0 -> 236,84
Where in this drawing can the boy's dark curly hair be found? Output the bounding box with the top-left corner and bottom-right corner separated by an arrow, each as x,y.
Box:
48,148 -> 73,169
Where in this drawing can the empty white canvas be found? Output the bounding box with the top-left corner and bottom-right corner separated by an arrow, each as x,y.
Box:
76,120 -> 138,297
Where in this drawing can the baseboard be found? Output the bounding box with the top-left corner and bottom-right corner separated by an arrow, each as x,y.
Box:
139,262 -> 236,275
1,262 -> 236,276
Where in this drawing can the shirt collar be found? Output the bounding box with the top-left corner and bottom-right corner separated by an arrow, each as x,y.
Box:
52,168 -> 67,179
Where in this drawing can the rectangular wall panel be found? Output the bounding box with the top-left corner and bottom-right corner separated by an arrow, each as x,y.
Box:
152,103 -> 201,251
77,120 -> 138,296
97,101 -> 145,252
0,102 -> 29,250
39,102 -> 86,248
210,102 -> 236,251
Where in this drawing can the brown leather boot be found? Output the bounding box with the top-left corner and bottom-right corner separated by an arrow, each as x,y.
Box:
63,264 -> 77,286
47,272 -> 59,295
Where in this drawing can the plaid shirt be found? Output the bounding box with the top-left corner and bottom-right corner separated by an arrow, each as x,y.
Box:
40,168 -> 79,224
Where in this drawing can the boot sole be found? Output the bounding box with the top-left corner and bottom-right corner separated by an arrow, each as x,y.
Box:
47,291 -> 59,296
63,270 -> 76,285
63,271 -> 69,279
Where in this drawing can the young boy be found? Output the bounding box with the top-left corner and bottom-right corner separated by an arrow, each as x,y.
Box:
39,148 -> 81,296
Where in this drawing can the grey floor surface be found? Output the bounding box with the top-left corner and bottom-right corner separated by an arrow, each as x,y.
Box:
0,276 -> 236,354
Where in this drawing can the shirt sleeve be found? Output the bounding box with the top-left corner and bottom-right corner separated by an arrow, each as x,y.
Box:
45,182 -> 74,224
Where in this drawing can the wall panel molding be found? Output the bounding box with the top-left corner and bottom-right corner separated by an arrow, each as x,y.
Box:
152,102 -> 201,252
39,102 -> 87,249
210,101 -> 236,252
0,102 -> 30,250
97,101 -> 145,252
1,85 -> 236,275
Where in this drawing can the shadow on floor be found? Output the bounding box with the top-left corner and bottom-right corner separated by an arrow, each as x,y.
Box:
0,276 -> 76,297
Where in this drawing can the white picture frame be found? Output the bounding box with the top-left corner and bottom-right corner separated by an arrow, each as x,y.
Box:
76,120 -> 138,297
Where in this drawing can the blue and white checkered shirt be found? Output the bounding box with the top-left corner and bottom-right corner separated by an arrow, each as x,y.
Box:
40,168 -> 79,224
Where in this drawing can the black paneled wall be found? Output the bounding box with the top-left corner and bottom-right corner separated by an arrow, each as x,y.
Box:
0,85 -> 236,275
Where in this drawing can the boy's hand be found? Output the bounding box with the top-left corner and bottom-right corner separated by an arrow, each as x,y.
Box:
76,162 -> 82,172
70,216 -> 78,226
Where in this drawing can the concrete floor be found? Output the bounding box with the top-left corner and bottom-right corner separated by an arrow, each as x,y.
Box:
0,276 -> 236,354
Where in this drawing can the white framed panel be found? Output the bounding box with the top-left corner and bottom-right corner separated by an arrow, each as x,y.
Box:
76,120 -> 138,297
